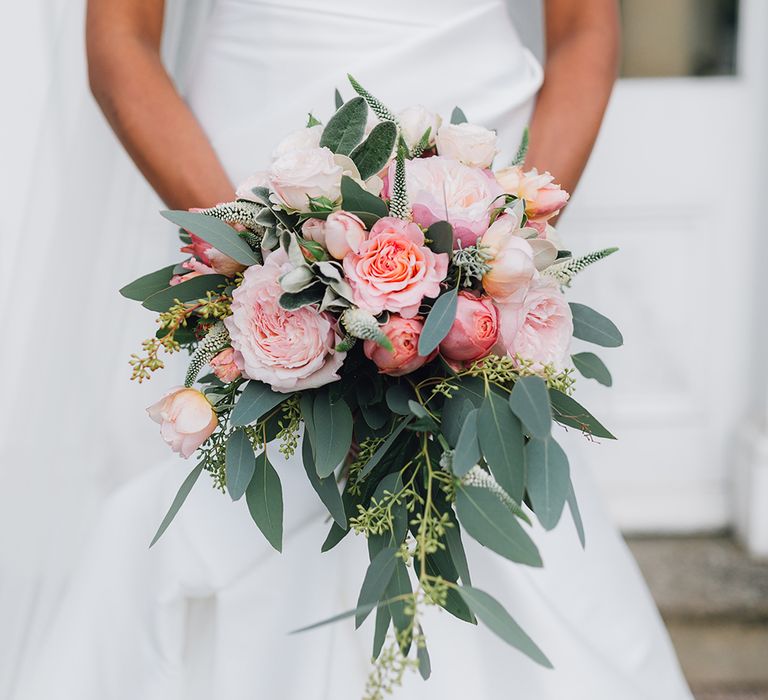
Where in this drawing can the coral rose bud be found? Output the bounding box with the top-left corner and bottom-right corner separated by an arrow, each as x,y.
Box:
364,315 -> 436,376
495,166 -> 569,224
147,387 -> 217,459
323,211 -> 367,259
440,292 -> 499,362
480,215 -> 537,303
209,348 -> 241,383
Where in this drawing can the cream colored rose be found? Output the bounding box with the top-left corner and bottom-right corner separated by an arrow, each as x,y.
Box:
271,124 -> 323,160
435,122 -> 499,169
397,105 -> 442,150
147,387 -> 218,459
480,215 -> 537,303
268,147 -> 344,212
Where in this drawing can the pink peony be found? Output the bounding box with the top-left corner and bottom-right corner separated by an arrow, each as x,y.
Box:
224,249 -> 345,392
494,166 -> 569,226
343,217 -> 448,318
439,292 -> 499,362
498,279 -> 573,368
480,215 -> 537,303
147,387 -> 218,459
209,347 -> 241,383
385,156 -> 503,247
364,315 -> 435,376
323,211 -> 367,259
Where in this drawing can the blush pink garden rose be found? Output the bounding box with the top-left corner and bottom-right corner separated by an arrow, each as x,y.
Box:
224,249 -> 346,392
268,146 -> 345,212
498,279 -> 573,368
494,166 -> 570,232
385,156 -> 503,247
147,387 -> 218,459
435,122 -> 499,169
364,315 -> 436,376
439,292 -> 499,362
209,347 -> 241,383
480,215 -> 537,303
343,217 -> 449,318
322,211 -> 367,259
302,218 -> 328,247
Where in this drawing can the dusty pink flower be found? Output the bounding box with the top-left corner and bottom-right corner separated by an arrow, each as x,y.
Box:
147,387 -> 217,459
498,279 -> 573,368
224,249 -> 345,392
480,215 -> 537,303
343,217 -> 448,318
440,292 -> 499,362
324,211 -> 367,259
495,166 -> 570,225
209,347 -> 241,383
384,156 -> 503,247
364,315 -> 435,376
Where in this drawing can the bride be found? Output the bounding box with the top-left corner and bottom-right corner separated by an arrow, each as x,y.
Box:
9,0 -> 694,698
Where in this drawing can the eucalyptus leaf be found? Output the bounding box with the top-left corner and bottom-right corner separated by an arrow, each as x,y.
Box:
572,352 -> 613,387
360,401 -> 388,430
319,96 -> 368,155
457,586 -> 552,668
350,121 -> 398,180
290,600 -> 383,634
441,397 -> 474,448
570,302 -> 623,347
426,221 -> 454,256
160,210 -> 260,265
149,462 -> 203,548
340,175 -> 388,227
301,432 -> 346,528
452,408 -> 480,476
444,516 -> 472,585
549,389 -> 615,439
231,381 -> 286,427
386,560 -> 413,654
355,545 -> 398,628
526,437 -> 570,530
418,286 -> 458,356
312,391 -> 353,478
141,274 -> 228,312
455,485 -> 542,566
359,416 -> 413,478
225,429 -> 256,501
372,606 -> 391,660
385,385 -> 413,415
245,451 -> 283,551
566,477 -> 586,548
450,106 -> 468,124
509,376 -> 552,440
119,264 -> 176,301
417,634 -> 432,680
478,391 -> 525,502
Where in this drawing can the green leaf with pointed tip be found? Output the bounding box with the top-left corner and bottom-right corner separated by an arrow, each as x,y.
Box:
279,284 -> 325,310
426,221 -> 454,256
478,391 -> 525,502
312,391 -> 353,478
301,432 -> 346,528
418,286 -> 458,356
225,428 -> 256,501
509,376 -> 552,440
572,352 -> 613,387
570,302 -> 623,347
566,476 -> 586,548
319,96 -> 368,155
441,397 -> 474,448
120,264 -> 176,301
149,462 -> 203,547
359,416 -> 413,478
141,273 -> 228,312
245,451 -> 283,552
452,408 -> 480,476
456,485 -> 541,566
457,586 -> 552,668
231,381 -> 287,427
350,121 -> 398,180
355,545 -> 398,628
450,106 -> 468,124
385,385 -> 413,415
340,175 -> 388,227
417,636 -> 432,680
386,560 -> 413,654
549,389 -> 615,439
444,515 -> 472,585
372,605 -> 391,660
290,600 -> 382,634
160,210 -> 261,265
526,436 -> 570,530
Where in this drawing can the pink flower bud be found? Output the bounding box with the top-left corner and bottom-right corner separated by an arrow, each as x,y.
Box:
323,211 -> 367,259
147,387 -> 218,459
439,292 -> 499,362
209,347 -> 241,383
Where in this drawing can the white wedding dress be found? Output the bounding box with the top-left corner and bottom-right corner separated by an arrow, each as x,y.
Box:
8,1 -> 694,698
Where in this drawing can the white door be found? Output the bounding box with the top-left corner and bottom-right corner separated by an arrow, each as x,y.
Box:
558,0 -> 766,532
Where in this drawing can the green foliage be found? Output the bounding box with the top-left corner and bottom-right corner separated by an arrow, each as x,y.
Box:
572,351 -> 613,387
141,274 -> 228,312
225,428 -> 256,501
301,431 -> 346,527
450,106 -> 467,124
426,221 -> 454,256
347,74 -> 399,123
388,143 -> 411,220
231,381 -> 287,427
245,448 -> 284,551
509,376 -> 552,440
478,390 -> 525,503
319,96 -> 368,155
451,409 -> 480,476
417,286 -> 458,356
525,436 -> 570,530
312,390 -> 353,478
351,121 -> 398,179
570,302 -> 624,347
149,462 -> 203,547
549,389 -> 616,439
340,175 -> 389,227
120,264 -> 176,301
510,126 -> 529,167
356,546 -> 399,628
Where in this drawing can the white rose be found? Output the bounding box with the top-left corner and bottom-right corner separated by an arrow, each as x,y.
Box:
271,124 -> 323,160
268,146 -> 343,212
397,105 -> 442,150
435,122 -> 499,169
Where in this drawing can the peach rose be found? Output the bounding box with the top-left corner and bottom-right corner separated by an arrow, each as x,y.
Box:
480,215 -> 537,303
224,249 -> 345,392
439,292 -> 499,362
386,156 -> 503,247
435,122 -> 499,169
147,387 -> 218,459
209,347 -> 241,383
324,211 -> 367,259
498,279 -> 573,368
364,315 -> 435,376
343,217 -> 449,318
495,166 -> 570,225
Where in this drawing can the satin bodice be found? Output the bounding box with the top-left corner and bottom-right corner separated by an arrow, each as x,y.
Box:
186,0 -> 543,183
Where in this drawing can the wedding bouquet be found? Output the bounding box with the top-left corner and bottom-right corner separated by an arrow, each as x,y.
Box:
122,76 -> 621,690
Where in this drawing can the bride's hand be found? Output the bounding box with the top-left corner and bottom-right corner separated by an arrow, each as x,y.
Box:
86,0 -> 235,209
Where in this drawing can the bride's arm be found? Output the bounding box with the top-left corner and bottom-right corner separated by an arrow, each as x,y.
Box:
86,0 -> 234,209
526,0 -> 621,197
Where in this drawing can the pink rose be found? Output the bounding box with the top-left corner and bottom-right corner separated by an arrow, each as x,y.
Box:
224,249 -> 345,392
343,217 -> 449,318
480,215 -> 537,303
209,347 -> 241,383
385,156 -> 503,247
364,315 -> 436,376
268,147 -> 344,212
147,387 -> 218,459
323,211 -> 366,259
302,218 -> 327,247
495,166 -> 570,225
439,292 -> 499,362
498,279 -> 573,368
